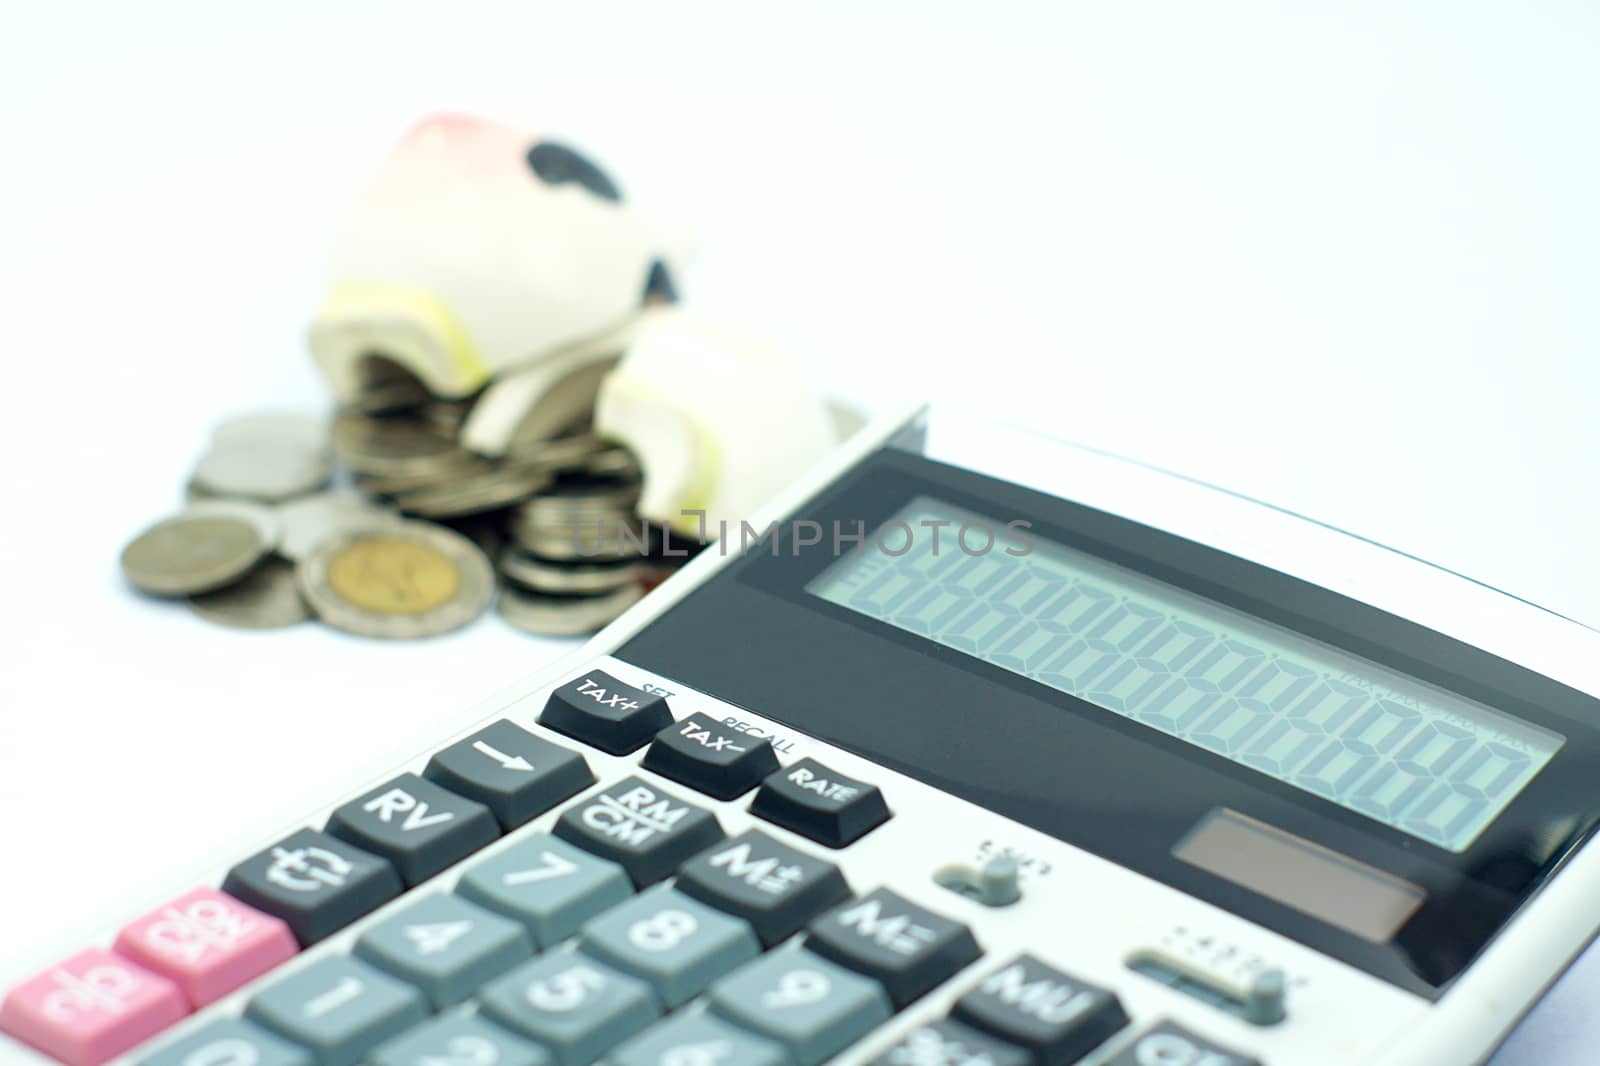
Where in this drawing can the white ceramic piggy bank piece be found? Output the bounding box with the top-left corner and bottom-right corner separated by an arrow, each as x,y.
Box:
594,307 -> 840,537
309,113 -> 681,419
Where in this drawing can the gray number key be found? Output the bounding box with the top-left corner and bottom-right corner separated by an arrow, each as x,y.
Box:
354,893 -> 532,1007
578,885 -> 759,1007
245,955 -> 427,1066
457,833 -> 632,946
140,1018 -> 311,1066
608,1010 -> 788,1066
707,945 -> 891,1066
478,947 -> 659,1066
369,1011 -> 550,1066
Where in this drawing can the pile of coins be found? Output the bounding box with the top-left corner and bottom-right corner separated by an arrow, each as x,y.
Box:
121,399 -> 698,639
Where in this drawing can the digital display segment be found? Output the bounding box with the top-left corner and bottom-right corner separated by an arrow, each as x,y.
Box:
808,497 -> 1565,852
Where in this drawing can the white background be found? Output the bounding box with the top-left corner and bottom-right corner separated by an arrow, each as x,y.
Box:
1,3 -> 1597,1062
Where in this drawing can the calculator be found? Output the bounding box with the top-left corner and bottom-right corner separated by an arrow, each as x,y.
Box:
7,405 -> 1600,1066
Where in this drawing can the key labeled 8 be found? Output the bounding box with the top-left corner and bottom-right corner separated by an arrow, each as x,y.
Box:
629,910 -> 699,952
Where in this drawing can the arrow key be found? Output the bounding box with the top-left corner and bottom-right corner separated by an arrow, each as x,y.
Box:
425,720 -> 595,830
326,773 -> 500,886
354,893 -> 533,1008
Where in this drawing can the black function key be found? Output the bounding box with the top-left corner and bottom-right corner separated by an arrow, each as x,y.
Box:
554,776 -> 724,885
805,887 -> 980,1007
539,670 -> 672,754
1103,1021 -> 1260,1066
641,712 -> 780,800
325,773 -> 500,886
750,757 -> 890,848
953,955 -> 1129,1065
222,828 -> 402,946
675,829 -> 851,947
869,1019 -> 1030,1066
423,719 -> 594,829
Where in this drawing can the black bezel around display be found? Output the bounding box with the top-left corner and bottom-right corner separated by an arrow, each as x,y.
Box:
619,447 -> 1600,998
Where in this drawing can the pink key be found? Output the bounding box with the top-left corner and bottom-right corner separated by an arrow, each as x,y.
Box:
113,888 -> 297,1008
0,948 -> 187,1066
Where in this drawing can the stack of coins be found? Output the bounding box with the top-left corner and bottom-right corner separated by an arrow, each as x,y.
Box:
121,396 -> 700,639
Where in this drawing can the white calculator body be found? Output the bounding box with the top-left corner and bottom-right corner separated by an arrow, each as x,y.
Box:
7,404 -> 1600,1066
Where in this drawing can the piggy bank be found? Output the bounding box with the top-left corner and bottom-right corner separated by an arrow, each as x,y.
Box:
309,113 -> 686,451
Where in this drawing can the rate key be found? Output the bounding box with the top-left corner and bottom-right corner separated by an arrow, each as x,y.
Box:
750,758 -> 890,848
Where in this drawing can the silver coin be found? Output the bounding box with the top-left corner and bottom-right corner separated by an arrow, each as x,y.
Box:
355,453 -> 497,497
393,463 -> 554,519
498,549 -> 650,595
506,433 -> 637,478
121,509 -> 273,596
513,483 -> 642,526
297,521 -> 495,639
187,556 -> 311,629
331,411 -> 475,478
508,518 -> 653,562
276,491 -> 401,561
498,582 -> 646,637
191,443 -> 332,503
183,499 -> 282,548
351,377 -> 432,415
211,410 -> 332,455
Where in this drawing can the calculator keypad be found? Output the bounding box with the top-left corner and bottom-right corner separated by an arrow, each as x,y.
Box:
367,1012 -> 549,1066
114,889 -> 297,1008
552,778 -> 724,886
243,956 -> 426,1066
0,949 -> 188,1066
1103,1020 -> 1261,1066
952,954 -> 1130,1064
869,1018 -> 1031,1066
222,830 -> 402,947
749,757 -> 892,848
455,836 -> 632,948
607,1010 -> 788,1066
578,885 -> 760,1008
423,720 -> 594,830
477,949 -> 658,1066
325,774 -> 500,887
674,829 -> 852,948
805,887 -> 981,1008
2,666 -> 1266,1066
138,1018 -> 311,1066
353,895 -> 532,1008
707,945 -> 893,1066
640,712 -> 781,800
538,671 -> 672,755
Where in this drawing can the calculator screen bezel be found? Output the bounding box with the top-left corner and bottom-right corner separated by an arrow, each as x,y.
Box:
618,446 -> 1600,998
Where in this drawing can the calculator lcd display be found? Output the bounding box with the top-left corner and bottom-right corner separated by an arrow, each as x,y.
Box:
808,496 -> 1565,853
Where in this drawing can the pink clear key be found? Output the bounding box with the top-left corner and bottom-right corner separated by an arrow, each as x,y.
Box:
114,888 -> 297,1007
0,948 -> 187,1065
